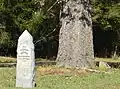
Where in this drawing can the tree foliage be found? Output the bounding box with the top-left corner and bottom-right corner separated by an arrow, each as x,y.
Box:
92,0 -> 120,57
0,0 -> 60,57
92,0 -> 120,30
0,0 -> 120,58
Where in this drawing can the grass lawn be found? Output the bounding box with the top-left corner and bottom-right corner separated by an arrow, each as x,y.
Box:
0,56 -> 53,63
0,56 -> 16,63
0,67 -> 120,89
95,58 -> 120,63
1,56 -> 120,63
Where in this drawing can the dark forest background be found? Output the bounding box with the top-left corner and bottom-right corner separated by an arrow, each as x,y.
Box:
0,0 -> 120,59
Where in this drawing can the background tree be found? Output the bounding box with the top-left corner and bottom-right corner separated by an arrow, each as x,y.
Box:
56,0 -> 94,68
1,0 -> 120,59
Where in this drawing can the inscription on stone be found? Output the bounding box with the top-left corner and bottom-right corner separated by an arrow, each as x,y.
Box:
16,30 -> 35,88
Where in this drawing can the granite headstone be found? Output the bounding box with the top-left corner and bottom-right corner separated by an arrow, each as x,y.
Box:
16,30 -> 35,88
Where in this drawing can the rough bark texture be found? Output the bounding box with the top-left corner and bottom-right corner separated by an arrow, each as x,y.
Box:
56,0 -> 94,68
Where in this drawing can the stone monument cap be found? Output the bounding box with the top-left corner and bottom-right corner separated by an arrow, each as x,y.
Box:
18,30 -> 33,42
17,30 -> 34,51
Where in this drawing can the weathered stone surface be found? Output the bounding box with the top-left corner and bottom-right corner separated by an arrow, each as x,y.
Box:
99,62 -> 111,69
16,30 -> 35,88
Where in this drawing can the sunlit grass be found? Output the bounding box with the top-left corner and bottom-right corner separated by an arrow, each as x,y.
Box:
95,58 -> 120,63
0,67 -> 120,89
0,56 -> 53,63
1,57 -> 120,89
0,56 -> 16,63
1,56 -> 120,63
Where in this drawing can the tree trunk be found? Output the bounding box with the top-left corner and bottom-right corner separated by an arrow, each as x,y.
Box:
56,0 -> 94,68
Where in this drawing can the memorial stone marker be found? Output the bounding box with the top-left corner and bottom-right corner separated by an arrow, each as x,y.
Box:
16,30 -> 35,88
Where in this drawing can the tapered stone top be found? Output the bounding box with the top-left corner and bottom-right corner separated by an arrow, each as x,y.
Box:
19,30 -> 32,40
17,30 -> 34,52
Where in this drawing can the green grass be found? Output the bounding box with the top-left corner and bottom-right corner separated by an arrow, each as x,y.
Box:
0,67 -> 120,89
95,58 -> 120,63
0,56 -> 16,63
0,56 -> 53,63
1,56 -> 120,63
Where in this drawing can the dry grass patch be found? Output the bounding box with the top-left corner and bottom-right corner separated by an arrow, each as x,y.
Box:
37,66 -> 89,76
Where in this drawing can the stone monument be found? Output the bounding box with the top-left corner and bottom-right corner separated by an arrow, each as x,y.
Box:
16,30 -> 35,88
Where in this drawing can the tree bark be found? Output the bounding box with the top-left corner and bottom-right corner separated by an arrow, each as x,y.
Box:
56,0 -> 94,68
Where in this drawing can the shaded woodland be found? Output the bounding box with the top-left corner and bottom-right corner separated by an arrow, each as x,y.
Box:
0,0 -> 120,59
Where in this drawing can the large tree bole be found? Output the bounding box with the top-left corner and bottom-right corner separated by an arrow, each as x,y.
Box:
57,0 -> 94,68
